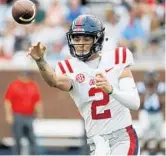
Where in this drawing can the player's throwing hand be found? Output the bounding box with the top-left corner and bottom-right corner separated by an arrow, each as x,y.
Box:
27,42 -> 46,61
95,72 -> 113,94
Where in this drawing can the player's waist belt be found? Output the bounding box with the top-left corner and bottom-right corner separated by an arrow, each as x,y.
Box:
87,125 -> 133,145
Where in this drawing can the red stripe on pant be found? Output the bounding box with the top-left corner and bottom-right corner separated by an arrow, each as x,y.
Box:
126,126 -> 137,155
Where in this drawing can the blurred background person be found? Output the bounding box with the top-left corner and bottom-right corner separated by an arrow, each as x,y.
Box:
4,71 -> 43,155
103,8 -> 122,50
120,8 -> 146,56
136,37 -> 164,63
66,0 -> 89,24
137,69 -> 165,155
0,40 -> 12,60
45,0 -> 65,26
32,0 -> 46,24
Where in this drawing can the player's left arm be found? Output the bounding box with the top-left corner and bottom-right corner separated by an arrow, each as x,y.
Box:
113,67 -> 140,110
96,47 -> 140,110
96,67 -> 140,110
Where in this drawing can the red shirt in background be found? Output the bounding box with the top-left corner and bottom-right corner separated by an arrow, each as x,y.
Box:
5,79 -> 41,116
147,0 -> 156,5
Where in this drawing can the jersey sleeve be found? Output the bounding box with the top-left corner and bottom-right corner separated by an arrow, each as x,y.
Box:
114,47 -> 134,67
55,59 -> 77,92
55,59 -> 74,75
114,47 -> 135,79
126,48 -> 134,66
124,48 -> 134,67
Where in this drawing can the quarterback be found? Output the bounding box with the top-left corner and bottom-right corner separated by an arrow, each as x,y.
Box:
28,15 -> 140,155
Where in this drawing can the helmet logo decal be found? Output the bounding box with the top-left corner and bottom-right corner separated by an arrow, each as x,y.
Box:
95,46 -> 100,51
97,32 -> 102,37
76,73 -> 85,83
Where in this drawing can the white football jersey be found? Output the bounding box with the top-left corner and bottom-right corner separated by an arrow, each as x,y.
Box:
55,47 -> 135,137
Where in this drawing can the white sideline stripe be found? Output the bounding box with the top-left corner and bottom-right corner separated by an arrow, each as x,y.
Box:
33,119 -> 84,137
2,119 -> 85,147
2,138 -> 84,147
33,119 -> 165,138
1,119 -> 165,147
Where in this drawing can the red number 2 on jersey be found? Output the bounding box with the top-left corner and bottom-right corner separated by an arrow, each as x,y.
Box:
89,87 -> 111,120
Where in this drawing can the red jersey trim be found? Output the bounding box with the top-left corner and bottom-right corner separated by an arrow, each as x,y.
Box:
122,47 -> 127,64
65,60 -> 73,73
115,47 -> 119,64
58,62 -> 66,74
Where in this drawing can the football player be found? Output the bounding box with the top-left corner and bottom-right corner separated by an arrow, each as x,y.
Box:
138,70 -> 164,141
28,15 -> 140,155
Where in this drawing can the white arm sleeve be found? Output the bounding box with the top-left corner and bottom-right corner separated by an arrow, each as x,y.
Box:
111,77 -> 140,110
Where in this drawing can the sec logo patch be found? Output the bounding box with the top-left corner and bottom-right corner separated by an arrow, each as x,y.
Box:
76,73 -> 85,83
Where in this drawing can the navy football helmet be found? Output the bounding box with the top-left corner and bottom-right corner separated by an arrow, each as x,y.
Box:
66,15 -> 105,61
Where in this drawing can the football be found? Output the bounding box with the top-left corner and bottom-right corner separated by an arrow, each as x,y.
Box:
12,0 -> 36,24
